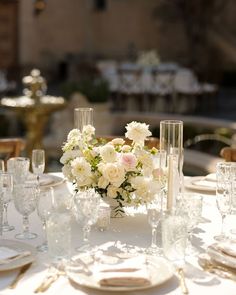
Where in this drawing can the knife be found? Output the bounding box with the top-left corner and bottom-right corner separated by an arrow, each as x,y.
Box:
9,262 -> 32,289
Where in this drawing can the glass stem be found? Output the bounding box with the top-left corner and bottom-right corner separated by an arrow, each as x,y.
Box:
42,221 -> 47,246
83,224 -> 91,244
221,214 -> 226,236
3,203 -> 9,226
151,226 -> 157,248
23,215 -> 29,234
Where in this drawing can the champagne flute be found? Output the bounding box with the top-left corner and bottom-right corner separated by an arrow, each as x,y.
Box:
36,187 -> 54,252
32,149 -> 45,184
74,189 -> 100,252
13,183 -> 38,239
0,172 -> 14,232
214,162 -> 234,241
146,195 -> 163,255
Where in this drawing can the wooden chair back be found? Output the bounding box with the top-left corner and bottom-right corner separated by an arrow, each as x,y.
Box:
220,147 -> 236,162
0,138 -> 26,167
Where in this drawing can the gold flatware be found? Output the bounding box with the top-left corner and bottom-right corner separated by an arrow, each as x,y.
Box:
9,262 -> 32,289
198,254 -> 236,281
176,268 -> 189,295
34,272 -> 60,293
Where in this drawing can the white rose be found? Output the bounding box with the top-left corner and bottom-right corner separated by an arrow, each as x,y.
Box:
102,163 -> 125,187
100,145 -> 117,163
76,175 -> 93,187
125,121 -> 152,145
137,150 -> 154,176
98,176 -> 109,189
71,157 -> 91,179
131,176 -> 157,203
107,185 -> 118,198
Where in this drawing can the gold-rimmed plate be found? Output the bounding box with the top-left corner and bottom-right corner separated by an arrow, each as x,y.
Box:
66,253 -> 173,292
0,239 -> 36,272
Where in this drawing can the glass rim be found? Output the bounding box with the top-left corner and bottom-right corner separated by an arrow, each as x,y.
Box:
74,107 -> 94,112
7,157 -> 30,162
160,120 -> 183,125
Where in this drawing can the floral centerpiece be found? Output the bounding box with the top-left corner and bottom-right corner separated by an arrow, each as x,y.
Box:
137,50 -> 160,66
60,121 -> 162,216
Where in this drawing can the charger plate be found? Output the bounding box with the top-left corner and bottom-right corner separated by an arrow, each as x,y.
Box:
66,253 -> 173,292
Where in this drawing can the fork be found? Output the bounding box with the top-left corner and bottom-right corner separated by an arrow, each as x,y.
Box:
9,262 -> 32,289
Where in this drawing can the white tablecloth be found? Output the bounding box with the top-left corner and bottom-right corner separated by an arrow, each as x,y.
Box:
1,173 -> 236,294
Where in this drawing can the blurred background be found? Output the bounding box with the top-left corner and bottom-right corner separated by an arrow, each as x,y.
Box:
1,0 -> 236,174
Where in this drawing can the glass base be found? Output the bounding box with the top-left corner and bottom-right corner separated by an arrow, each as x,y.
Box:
2,224 -> 15,232
37,243 -> 48,252
214,234 -> 226,242
15,232 -> 37,240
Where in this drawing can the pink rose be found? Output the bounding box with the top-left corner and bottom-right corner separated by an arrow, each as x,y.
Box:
120,153 -> 137,171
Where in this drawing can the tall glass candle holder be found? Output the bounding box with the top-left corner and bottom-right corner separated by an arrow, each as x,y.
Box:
74,108 -> 94,131
160,120 -> 184,211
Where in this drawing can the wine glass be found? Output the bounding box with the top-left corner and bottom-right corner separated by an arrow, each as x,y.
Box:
13,183 -> 38,239
214,162 -> 234,241
7,157 -> 30,184
0,172 -> 14,232
36,187 -> 55,252
32,149 -> 45,185
74,189 -> 100,252
176,193 -> 203,256
146,194 -> 163,255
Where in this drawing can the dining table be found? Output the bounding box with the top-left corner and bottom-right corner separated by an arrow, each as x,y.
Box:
1,172 -> 236,295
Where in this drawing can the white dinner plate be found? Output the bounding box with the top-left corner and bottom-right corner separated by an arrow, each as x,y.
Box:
27,174 -> 65,188
66,254 -> 173,292
184,176 -> 216,194
0,239 -> 37,271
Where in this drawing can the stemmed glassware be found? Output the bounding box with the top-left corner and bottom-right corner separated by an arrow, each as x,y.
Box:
13,183 -> 38,239
146,194 -> 163,255
214,162 -> 234,241
74,189 -> 100,252
0,172 -> 14,232
32,149 -> 45,184
176,193 -> 203,256
36,187 -> 54,252
7,157 -> 30,184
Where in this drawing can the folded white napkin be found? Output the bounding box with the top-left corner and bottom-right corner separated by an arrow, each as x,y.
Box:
95,255 -> 151,287
192,179 -> 216,189
216,242 -> 236,258
0,247 -> 19,260
204,173 -> 216,182
0,247 -> 31,264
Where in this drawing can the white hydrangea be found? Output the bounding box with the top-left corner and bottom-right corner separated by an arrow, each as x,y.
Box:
60,150 -> 82,164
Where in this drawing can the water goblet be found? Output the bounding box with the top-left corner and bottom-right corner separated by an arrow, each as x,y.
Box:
146,195 -> 163,255
74,189 -> 100,252
13,183 -> 38,239
32,149 -> 45,184
7,157 -> 30,184
214,162 -> 235,241
162,211 -> 187,268
36,187 -> 54,252
0,172 -> 14,232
